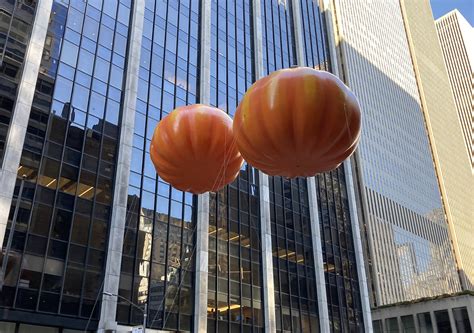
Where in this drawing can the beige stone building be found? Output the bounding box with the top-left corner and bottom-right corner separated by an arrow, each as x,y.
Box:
401,0 -> 474,292
435,10 -> 474,172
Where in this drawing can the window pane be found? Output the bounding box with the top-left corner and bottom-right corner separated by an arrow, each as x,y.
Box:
386,317 -> 400,333
401,315 -> 416,333
453,307 -> 472,333
435,310 -> 452,333
373,320 -> 383,333
418,312 -> 434,333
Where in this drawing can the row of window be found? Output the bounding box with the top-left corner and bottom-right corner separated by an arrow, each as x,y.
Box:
1,1 -> 368,332
298,0 -> 367,329
317,168 -> 365,332
2,0 -> 131,322
366,188 -> 461,304
0,0 -> 38,165
207,1 -> 263,332
270,177 -> 320,333
116,0 -> 200,331
373,307 -> 472,333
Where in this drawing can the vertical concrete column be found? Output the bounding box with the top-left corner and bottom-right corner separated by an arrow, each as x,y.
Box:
291,0 -> 331,332
414,312 -> 421,333
467,297 -> 474,332
397,316 -> 404,333
307,178 -> 331,333
466,297 -> 474,332
252,1 -> 277,332
0,0 -> 52,249
448,309 -> 458,333
343,160 -> 373,331
353,150 -> 382,307
430,311 -> 439,333
380,317 -> 386,332
193,0 -> 211,331
291,0 -> 306,64
98,0 -> 145,330
194,192 -> 209,333
259,174 -> 276,333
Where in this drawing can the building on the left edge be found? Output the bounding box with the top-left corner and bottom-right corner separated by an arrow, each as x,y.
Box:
0,0 -> 372,332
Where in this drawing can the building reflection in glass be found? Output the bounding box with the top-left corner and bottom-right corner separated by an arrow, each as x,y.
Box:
317,169 -> 365,332
1,0 -> 131,327
115,0 -> 199,331
0,0 -> 37,164
206,1 -> 264,332
269,176 -> 320,332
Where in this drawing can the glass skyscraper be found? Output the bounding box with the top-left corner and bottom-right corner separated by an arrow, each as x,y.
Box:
0,0 -> 372,332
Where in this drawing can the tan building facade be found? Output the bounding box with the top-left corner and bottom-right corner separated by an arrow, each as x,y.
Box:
435,10 -> 474,171
330,0 -> 462,307
401,0 -> 474,291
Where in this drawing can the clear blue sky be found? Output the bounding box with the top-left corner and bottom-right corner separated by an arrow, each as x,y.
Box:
430,0 -> 474,25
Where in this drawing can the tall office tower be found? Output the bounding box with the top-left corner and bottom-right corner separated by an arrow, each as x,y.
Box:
330,0 -> 462,307
401,0 -> 474,292
0,0 -> 372,332
329,0 -> 473,331
0,0 -> 135,332
436,10 -> 474,171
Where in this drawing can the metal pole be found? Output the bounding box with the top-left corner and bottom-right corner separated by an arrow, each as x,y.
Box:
143,302 -> 147,333
0,175 -> 26,291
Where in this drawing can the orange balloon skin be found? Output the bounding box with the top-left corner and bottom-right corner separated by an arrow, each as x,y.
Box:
233,67 -> 361,178
150,104 -> 244,194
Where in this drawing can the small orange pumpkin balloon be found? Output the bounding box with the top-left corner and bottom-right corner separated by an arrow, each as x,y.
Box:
233,67 -> 361,177
150,104 -> 243,194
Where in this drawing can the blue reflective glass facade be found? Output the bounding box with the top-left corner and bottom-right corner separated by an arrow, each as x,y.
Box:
316,169 -> 365,332
261,0 -> 297,73
260,1 -> 321,331
299,0 -> 328,70
1,0 -> 131,330
269,177 -> 320,332
206,1 -> 264,332
116,0 -> 199,331
0,0 -> 38,165
0,0 -> 370,332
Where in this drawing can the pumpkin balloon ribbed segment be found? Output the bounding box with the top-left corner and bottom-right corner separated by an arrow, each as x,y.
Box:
233,67 -> 361,177
150,104 -> 243,194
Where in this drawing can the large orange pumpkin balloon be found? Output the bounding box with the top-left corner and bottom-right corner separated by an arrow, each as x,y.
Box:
150,104 -> 243,194
233,67 -> 361,177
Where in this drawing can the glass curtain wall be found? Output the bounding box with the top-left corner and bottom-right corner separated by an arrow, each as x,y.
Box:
115,0 -> 199,331
1,0 -> 131,329
269,177 -> 320,332
260,1 -> 319,332
299,0 -> 328,70
0,0 -> 37,164
260,0 -> 296,75
453,307 -> 472,332
298,0 -> 366,331
207,1 -> 264,332
0,0 -> 66,312
316,169 -> 365,332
